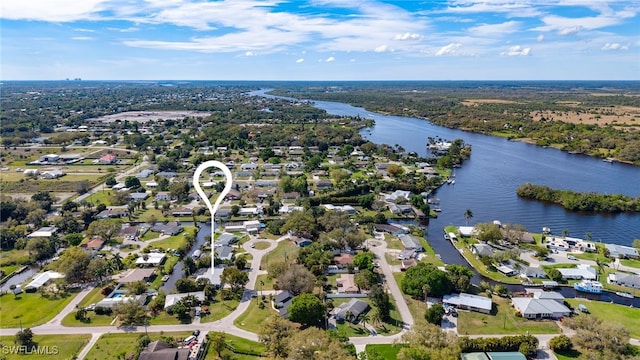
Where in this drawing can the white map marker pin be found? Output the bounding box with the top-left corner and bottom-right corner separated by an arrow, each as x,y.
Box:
193,160 -> 233,271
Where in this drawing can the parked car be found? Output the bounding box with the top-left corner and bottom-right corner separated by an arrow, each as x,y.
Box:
193,329 -> 200,336
568,255 -> 577,260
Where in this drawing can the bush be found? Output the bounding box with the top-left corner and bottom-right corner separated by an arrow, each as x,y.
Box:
95,307 -> 113,315
549,335 -> 573,352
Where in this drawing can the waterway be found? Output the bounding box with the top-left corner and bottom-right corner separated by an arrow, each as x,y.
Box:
160,222 -> 210,292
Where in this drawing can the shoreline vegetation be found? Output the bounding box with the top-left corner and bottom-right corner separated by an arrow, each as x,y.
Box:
269,82 -> 640,166
516,183 -> 640,213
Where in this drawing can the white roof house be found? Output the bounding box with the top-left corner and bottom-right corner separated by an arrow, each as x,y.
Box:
25,271 -> 64,291
443,293 -> 492,314
95,294 -> 147,309
196,266 -> 225,288
605,244 -> 639,259
27,226 -> 58,238
512,297 -> 571,319
458,226 -> 475,237
164,291 -> 206,309
398,234 -> 424,252
558,265 -> 597,280
135,253 -> 166,267
384,190 -> 411,202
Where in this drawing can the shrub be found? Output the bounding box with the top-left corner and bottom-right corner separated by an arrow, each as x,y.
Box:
549,335 -> 573,352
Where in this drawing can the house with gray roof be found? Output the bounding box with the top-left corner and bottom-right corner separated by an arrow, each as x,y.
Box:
605,244 -> 639,259
151,221 -> 183,236
216,233 -> 238,247
443,293 -> 492,314
471,243 -> 495,257
511,297 -> 571,319
332,298 -> 370,323
558,265 -> 597,280
608,272 -> 640,289
398,234 -> 423,252
215,246 -> 234,261
522,267 -> 547,279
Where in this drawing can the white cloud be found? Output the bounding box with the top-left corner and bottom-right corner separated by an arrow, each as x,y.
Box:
395,32 -> 422,41
74,28 -> 95,33
501,45 -> 531,56
326,56 -> 335,62
296,58 -> 304,63
536,34 -> 545,42
435,43 -> 461,56
468,21 -> 520,36
72,36 -> 94,41
443,2 -> 541,17
245,51 -> 256,56
602,43 -> 629,50
1,0 -> 108,22
350,58 -> 356,62
557,26 -> 582,36
533,10 -> 637,34
374,45 -> 392,53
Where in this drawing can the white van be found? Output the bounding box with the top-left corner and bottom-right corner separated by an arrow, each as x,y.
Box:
183,335 -> 196,344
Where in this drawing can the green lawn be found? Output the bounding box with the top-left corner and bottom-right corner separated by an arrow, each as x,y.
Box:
621,258 -> 640,269
204,332 -> 266,359
256,274 -> 275,291
0,334 -> 90,360
260,240 -> 298,269
0,291 -> 77,328
0,249 -> 31,268
200,296 -> 240,323
366,344 -> 404,360
233,298 -> 276,333
253,241 -> 272,250
456,295 -> 560,335
84,332 -> 192,360
82,190 -> 113,206
565,299 -> 640,338
554,349 -> 582,360
142,231 -> 162,241
331,297 -> 403,337
150,226 -> 197,250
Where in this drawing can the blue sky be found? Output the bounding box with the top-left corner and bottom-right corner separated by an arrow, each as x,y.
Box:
1,0 -> 639,80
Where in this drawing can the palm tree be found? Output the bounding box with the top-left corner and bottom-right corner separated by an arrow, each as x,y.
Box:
110,253 -> 123,271
464,209 -> 473,226
360,313 -> 370,330
562,229 -> 569,238
345,310 -> 354,324
422,284 -> 431,301
584,232 -> 592,242
369,308 -> 382,329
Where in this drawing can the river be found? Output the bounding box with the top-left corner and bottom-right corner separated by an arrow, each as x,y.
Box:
160,222 -> 210,292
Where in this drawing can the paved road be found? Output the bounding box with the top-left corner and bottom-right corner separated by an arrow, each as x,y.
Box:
73,159 -> 148,203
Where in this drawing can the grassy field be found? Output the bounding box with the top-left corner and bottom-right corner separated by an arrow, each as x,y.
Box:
253,241 -> 272,250
204,332 -> 266,359
0,334 -> 91,360
84,331 -> 192,360
621,258 -> 640,269
0,291 -> 77,328
365,344 -> 404,360
255,274 -> 275,291
81,190 -> 113,206
456,295 -> 560,335
150,226 -> 197,250
260,240 -> 298,269
142,231 -> 162,241
565,299 -> 640,339
199,296 -> 240,323
233,298 -> 276,333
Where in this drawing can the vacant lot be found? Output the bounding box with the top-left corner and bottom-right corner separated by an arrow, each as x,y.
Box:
531,105 -> 640,127
0,334 -> 90,360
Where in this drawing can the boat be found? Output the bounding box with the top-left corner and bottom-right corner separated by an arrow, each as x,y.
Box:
603,158 -> 615,163
450,180 -> 456,185
433,208 -> 442,212
616,291 -> 634,299
573,280 -> 603,294
161,275 -> 170,282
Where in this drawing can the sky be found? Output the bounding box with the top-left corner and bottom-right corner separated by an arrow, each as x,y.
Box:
1,0 -> 639,81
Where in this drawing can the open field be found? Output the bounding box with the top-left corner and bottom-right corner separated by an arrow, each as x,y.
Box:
260,239 -> 298,269
83,331 -> 192,360
89,110 -> 212,123
233,298 -> 275,333
366,344 -> 404,360
0,291 -> 77,328
530,105 -> 640,127
456,295 -> 560,335
461,99 -> 524,106
204,332 -> 266,360
0,334 -> 90,360
565,298 -> 640,338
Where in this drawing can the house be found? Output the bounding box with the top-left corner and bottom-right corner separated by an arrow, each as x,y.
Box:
374,224 -> 407,236
98,154 -> 117,164
156,171 -> 179,178
291,236 -> 313,247
522,267 -> 547,279
138,340 -> 190,360
154,192 -> 172,201
97,209 -> 128,219
461,352 -> 527,360
558,265 -> 597,280
244,220 -> 261,234
321,204 -> 358,214
316,180 -> 333,189
458,226 -> 475,237
27,226 -> 58,238
216,233 -> 238,247
129,192 -> 149,201
471,243 -> 495,257
282,192 -> 300,200
151,221 -> 183,236
223,222 -> 245,233
136,253 -> 166,267
336,274 -> 359,294
83,237 -> 105,251
135,169 -> 154,178
388,203 -> 413,215
38,154 -> 60,163
171,207 -> 193,217
384,190 -> 411,202
401,258 -> 418,270
443,293 -> 492,314
332,298 -> 370,322
239,207 -> 260,216
41,169 -> 65,179
511,297 -> 571,319
279,204 -> 304,214
608,272 -> 640,289
241,163 -> 258,171
605,244 -> 639,259
164,291 -> 206,310
225,189 -> 242,200
333,253 -> 354,268
25,271 -> 64,292
121,226 -> 139,241
398,249 -> 417,260
215,246 -> 234,261
255,179 -> 278,187
529,290 -> 565,303
117,268 -> 156,284
497,265 -> 517,276
95,294 -> 149,309
196,266 -> 225,289
275,290 -> 294,317
398,234 -> 423,252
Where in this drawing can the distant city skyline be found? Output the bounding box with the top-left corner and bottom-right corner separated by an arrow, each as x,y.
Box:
1,0 -> 638,81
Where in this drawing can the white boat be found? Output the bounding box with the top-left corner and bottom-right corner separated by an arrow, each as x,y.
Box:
573,280 -> 603,294
616,291 -> 634,299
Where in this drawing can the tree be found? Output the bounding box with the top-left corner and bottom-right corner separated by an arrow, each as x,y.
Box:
209,332 -> 226,359
354,269 -> 377,290
87,257 -> 111,285
124,176 -> 141,189
105,176 -> 117,187
53,246 -> 92,283
221,267 -> 249,295
65,233 -> 83,246
473,223 -> 502,243
235,254 -> 248,270
259,316 -> 294,359
546,268 -> 563,282
368,285 -> 391,321
387,164 -> 404,177
276,264 -> 315,295
632,239 -> 640,250
445,264 -> 473,292
26,237 -> 56,263
425,304 -> 445,325
549,335 -> 573,352
534,245 -> 549,258
113,299 -> 147,326
353,251 -> 375,271
127,280 -> 147,295
401,262 -> 453,299
398,320 -> 460,360
31,191 -> 55,212
281,210 -> 317,236
183,256 -> 196,276
287,327 -> 355,360
87,218 -> 123,242
175,278 -> 199,293
15,328 -> 36,350
464,209 -> 473,226
288,293 -> 326,327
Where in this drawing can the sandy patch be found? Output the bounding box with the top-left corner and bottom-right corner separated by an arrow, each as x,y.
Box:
89,111 -> 212,123
461,99 -> 524,106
